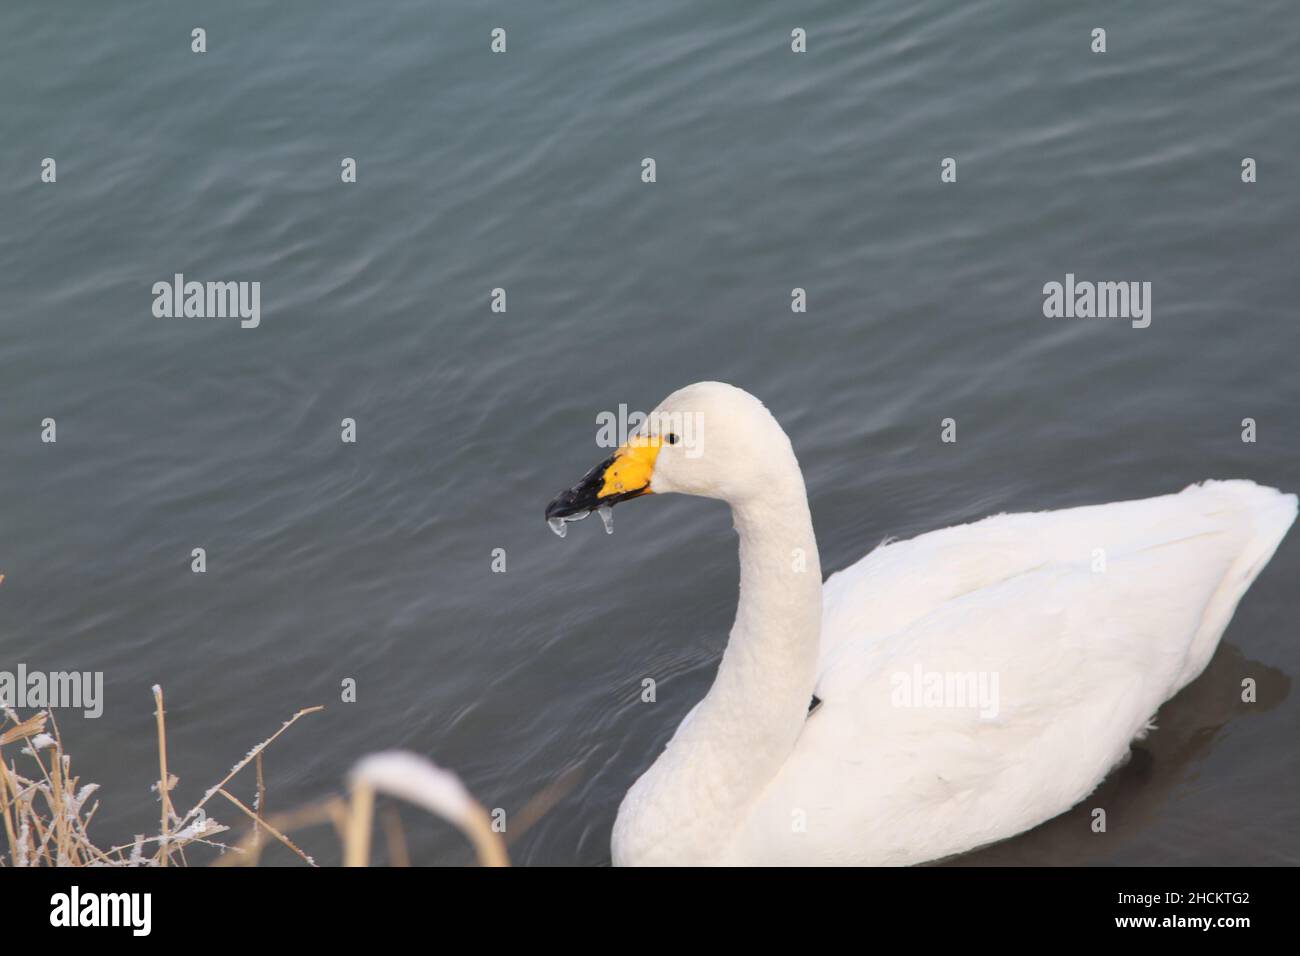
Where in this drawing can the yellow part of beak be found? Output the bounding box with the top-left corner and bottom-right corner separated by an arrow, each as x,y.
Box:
598,437 -> 660,498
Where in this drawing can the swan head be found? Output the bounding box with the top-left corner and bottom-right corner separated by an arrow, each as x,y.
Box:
545,381 -> 792,521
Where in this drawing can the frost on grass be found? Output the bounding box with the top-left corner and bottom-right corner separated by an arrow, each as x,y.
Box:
167,817 -> 220,844
350,750 -> 475,826
67,783 -> 99,817
20,732 -> 55,754
1,692 -> 321,867
16,820 -> 30,867
178,705 -> 322,832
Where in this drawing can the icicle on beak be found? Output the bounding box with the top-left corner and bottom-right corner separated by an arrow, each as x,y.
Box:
545,438 -> 660,537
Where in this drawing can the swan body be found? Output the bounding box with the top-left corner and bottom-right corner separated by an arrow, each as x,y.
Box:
544,383 -> 1296,866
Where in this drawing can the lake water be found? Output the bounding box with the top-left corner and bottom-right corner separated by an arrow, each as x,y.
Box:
1,1 -> 1297,865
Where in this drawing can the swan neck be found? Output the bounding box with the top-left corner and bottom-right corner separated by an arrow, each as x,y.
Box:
700,465 -> 823,782
612,441 -> 824,864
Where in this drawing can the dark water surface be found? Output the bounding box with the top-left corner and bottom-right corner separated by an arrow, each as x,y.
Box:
1,2 -> 1297,865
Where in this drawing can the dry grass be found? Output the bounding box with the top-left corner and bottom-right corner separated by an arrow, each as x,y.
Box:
0,687 -> 523,867
0,688 -> 322,866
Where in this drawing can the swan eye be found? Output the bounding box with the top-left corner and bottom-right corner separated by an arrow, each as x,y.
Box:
665,433 -> 679,445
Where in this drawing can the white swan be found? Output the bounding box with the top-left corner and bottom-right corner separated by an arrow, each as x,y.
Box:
545,382 -> 1296,866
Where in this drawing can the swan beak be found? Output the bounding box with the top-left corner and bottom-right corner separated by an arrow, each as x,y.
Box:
545,440 -> 659,520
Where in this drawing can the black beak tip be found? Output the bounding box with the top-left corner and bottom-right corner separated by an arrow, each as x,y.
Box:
546,456 -> 616,523
545,493 -> 579,522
